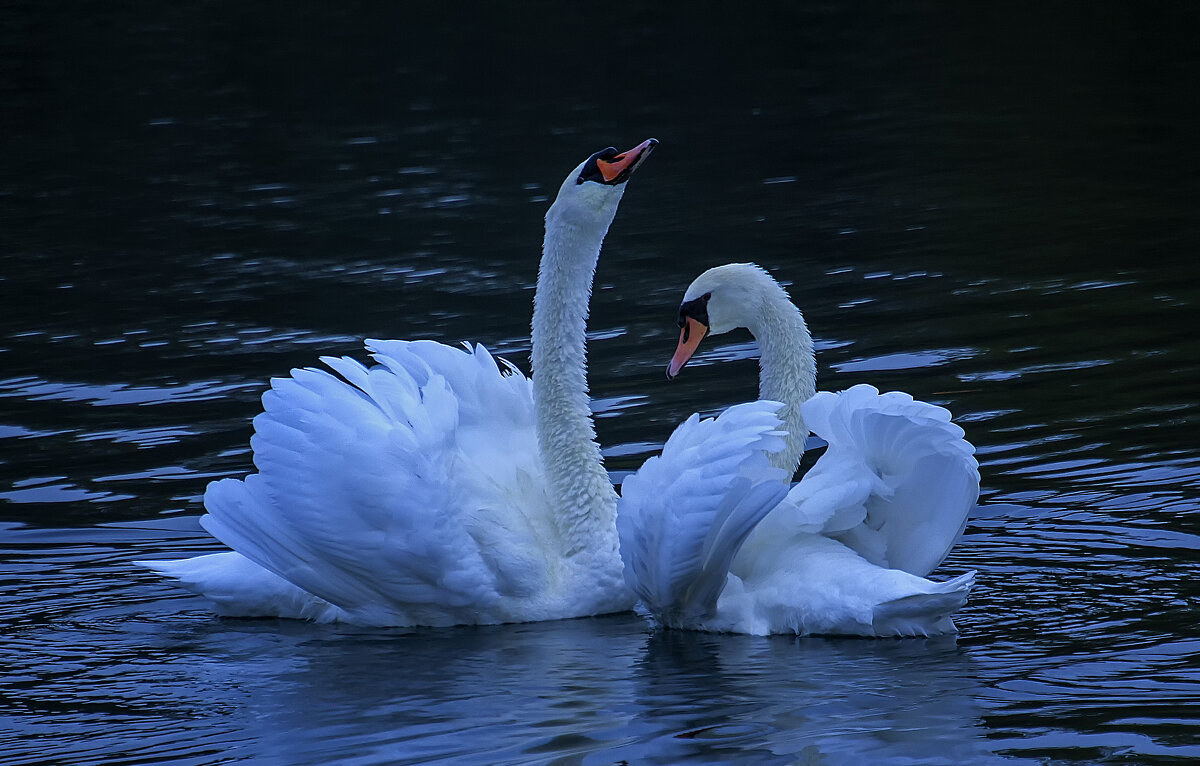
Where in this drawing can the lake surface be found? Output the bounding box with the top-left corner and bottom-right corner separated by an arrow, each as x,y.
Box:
3,4 -> 1200,764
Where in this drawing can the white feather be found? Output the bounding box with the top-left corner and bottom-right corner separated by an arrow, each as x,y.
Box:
618,401 -> 791,626
192,342 -> 557,625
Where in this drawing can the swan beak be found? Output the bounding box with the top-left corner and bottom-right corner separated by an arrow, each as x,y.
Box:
667,317 -> 708,379
598,138 -> 658,184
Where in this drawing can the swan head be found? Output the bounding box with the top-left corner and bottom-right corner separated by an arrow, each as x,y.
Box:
667,263 -> 784,379
546,138 -> 658,226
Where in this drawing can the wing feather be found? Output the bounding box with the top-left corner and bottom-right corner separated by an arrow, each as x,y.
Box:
781,384 -> 979,576
199,341 -> 551,625
617,401 -> 791,625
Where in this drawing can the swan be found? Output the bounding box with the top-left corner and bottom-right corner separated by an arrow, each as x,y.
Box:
139,139 -> 660,627
617,263 -> 979,636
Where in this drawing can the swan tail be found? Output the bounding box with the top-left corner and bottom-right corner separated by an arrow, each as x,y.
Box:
618,401 -> 791,626
871,570 -> 976,637
135,552 -> 346,621
794,384 -> 980,576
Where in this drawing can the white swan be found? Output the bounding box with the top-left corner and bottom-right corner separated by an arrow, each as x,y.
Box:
617,263 -> 979,636
139,139 -> 659,626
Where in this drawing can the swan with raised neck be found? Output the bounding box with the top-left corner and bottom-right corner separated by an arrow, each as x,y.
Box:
668,262 -> 816,476
136,140 -> 659,627
532,139 -> 657,556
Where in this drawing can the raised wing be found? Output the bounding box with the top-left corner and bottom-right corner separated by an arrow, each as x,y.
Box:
779,383 -> 979,576
198,340 -> 556,626
617,401 -> 791,627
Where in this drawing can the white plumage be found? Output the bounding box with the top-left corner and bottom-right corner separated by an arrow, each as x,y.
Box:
618,263 -> 979,636
617,400 -> 791,626
140,140 -> 659,626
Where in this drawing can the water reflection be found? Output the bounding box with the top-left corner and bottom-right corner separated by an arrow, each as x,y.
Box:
223,619 -> 645,765
8,598 -> 1019,766
631,630 -> 1010,765
3,517 -> 1032,765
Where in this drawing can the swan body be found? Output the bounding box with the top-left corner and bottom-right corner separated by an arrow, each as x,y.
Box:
618,263 -> 978,636
140,140 -> 658,626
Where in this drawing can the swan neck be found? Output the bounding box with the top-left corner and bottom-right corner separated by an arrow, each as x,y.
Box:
531,205 -> 620,555
750,292 -> 817,477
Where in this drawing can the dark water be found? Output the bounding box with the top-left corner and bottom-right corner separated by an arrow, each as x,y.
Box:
4,4 -> 1200,764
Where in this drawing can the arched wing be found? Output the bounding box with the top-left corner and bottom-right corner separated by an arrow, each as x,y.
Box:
199,340 -> 554,625
778,384 -> 979,576
617,401 -> 791,626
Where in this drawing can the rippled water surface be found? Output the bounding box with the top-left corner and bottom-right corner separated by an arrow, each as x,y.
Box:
4,4 -> 1200,764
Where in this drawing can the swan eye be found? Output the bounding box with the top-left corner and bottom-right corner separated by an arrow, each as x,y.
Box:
576,147 -> 620,185
677,295 -> 711,331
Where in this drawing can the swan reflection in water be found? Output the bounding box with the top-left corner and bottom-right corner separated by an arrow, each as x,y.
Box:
138,613 -> 1010,765
633,628 -> 1010,765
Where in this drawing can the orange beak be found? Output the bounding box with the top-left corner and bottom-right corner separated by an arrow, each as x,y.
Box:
598,138 -> 658,183
667,317 -> 708,379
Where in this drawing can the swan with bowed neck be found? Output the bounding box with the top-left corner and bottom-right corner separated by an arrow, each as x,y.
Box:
139,140 -> 658,627
617,263 -> 978,636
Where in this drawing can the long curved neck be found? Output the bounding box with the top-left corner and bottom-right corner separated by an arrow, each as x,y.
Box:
748,288 -> 817,478
531,204 -> 620,556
